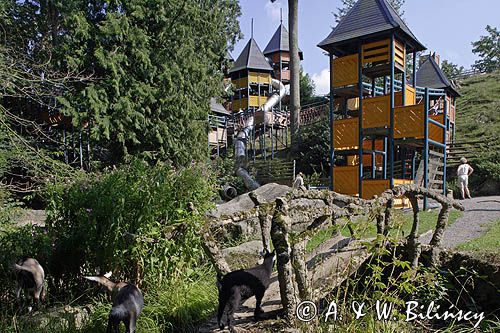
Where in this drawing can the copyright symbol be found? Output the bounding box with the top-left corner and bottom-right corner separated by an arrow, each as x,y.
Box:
296,301 -> 317,322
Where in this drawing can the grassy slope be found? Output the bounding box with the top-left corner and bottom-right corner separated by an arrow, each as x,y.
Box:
452,71 -> 500,194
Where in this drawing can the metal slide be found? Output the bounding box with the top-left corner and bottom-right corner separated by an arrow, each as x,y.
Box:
235,79 -> 286,190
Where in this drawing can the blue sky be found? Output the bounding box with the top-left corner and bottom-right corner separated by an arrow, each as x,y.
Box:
232,0 -> 500,94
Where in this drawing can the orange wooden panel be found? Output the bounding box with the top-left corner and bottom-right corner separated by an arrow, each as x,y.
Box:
334,166 -> 359,195
333,118 -> 359,149
429,114 -> 445,143
394,104 -> 425,139
363,95 -> 390,128
332,54 -> 359,87
362,179 -> 390,199
395,85 -> 416,107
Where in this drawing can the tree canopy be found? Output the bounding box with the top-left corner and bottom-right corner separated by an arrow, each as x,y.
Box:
2,0 -> 242,167
441,60 -> 464,79
472,25 -> 500,73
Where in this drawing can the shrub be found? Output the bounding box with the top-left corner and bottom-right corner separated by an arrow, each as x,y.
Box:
44,160 -> 215,293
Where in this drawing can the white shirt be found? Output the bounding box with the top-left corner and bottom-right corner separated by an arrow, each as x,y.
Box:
457,164 -> 472,176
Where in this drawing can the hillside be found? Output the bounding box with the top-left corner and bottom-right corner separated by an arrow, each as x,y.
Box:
453,71 -> 500,195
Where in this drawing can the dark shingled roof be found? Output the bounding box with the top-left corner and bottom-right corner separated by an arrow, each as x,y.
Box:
210,98 -> 230,115
318,0 -> 425,54
416,56 -> 460,96
229,38 -> 273,74
263,24 -> 304,60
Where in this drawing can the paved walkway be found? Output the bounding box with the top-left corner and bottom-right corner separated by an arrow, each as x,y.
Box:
420,196 -> 500,248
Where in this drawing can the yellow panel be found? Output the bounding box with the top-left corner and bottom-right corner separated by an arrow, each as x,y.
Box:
332,54 -> 359,87
248,72 -> 271,85
394,39 -> 405,68
394,179 -> 413,186
333,118 -> 359,149
347,98 -> 359,110
362,179 -> 390,199
429,114 -> 445,143
363,95 -> 390,128
248,95 -> 266,107
362,39 -> 390,64
395,85 -> 416,107
334,166 -> 359,196
394,104 -> 425,139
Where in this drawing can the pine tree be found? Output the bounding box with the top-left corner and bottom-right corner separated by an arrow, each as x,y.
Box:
3,0 -> 242,167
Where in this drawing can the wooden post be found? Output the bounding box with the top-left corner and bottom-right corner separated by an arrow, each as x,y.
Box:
270,197 -> 297,320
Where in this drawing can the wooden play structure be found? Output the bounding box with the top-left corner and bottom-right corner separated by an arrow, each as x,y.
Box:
318,0 -> 458,208
224,21 -> 304,162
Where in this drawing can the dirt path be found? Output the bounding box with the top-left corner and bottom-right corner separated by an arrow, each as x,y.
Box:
420,196 -> 500,248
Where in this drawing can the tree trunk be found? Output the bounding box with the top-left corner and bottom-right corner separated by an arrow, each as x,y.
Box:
288,0 -> 301,152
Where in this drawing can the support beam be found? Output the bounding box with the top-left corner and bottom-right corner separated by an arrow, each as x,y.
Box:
443,98 -> 448,195
412,50 -> 417,88
358,45 -> 364,197
329,53 -> 335,191
389,34 -> 395,188
423,87 -> 429,210
402,42 -> 407,105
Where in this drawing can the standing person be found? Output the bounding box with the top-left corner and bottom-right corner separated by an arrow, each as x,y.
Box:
293,172 -> 305,190
457,157 -> 474,200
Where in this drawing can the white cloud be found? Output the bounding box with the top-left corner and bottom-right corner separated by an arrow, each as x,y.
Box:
312,68 -> 330,95
265,1 -> 282,23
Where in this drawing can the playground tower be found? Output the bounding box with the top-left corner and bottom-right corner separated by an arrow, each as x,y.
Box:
318,0 -> 456,207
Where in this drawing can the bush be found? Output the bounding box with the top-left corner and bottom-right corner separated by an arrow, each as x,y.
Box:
45,160 -> 215,290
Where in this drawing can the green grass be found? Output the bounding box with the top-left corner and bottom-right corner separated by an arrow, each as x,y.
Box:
306,209 -> 463,251
452,70 -> 500,195
456,219 -> 500,253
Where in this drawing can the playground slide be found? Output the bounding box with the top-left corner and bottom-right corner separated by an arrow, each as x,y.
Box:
235,79 -> 286,190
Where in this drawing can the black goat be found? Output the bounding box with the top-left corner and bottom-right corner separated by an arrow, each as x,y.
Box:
85,274 -> 144,333
217,250 -> 275,331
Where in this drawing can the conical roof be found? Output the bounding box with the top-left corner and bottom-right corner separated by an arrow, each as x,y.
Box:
416,56 -> 460,97
263,24 -> 303,60
318,0 -> 425,55
229,38 -> 273,74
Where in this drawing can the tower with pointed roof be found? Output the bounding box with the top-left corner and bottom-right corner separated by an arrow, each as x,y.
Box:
229,38 -> 273,112
263,23 -> 303,84
318,0 -> 456,208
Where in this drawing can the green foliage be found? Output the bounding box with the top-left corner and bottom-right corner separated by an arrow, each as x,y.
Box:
472,25 -> 500,72
334,0 -> 405,23
441,59 -> 464,79
57,0 -> 241,165
3,0 -> 242,167
45,160 -> 215,289
297,118 -> 330,175
299,68 -> 316,105
454,71 -> 500,193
